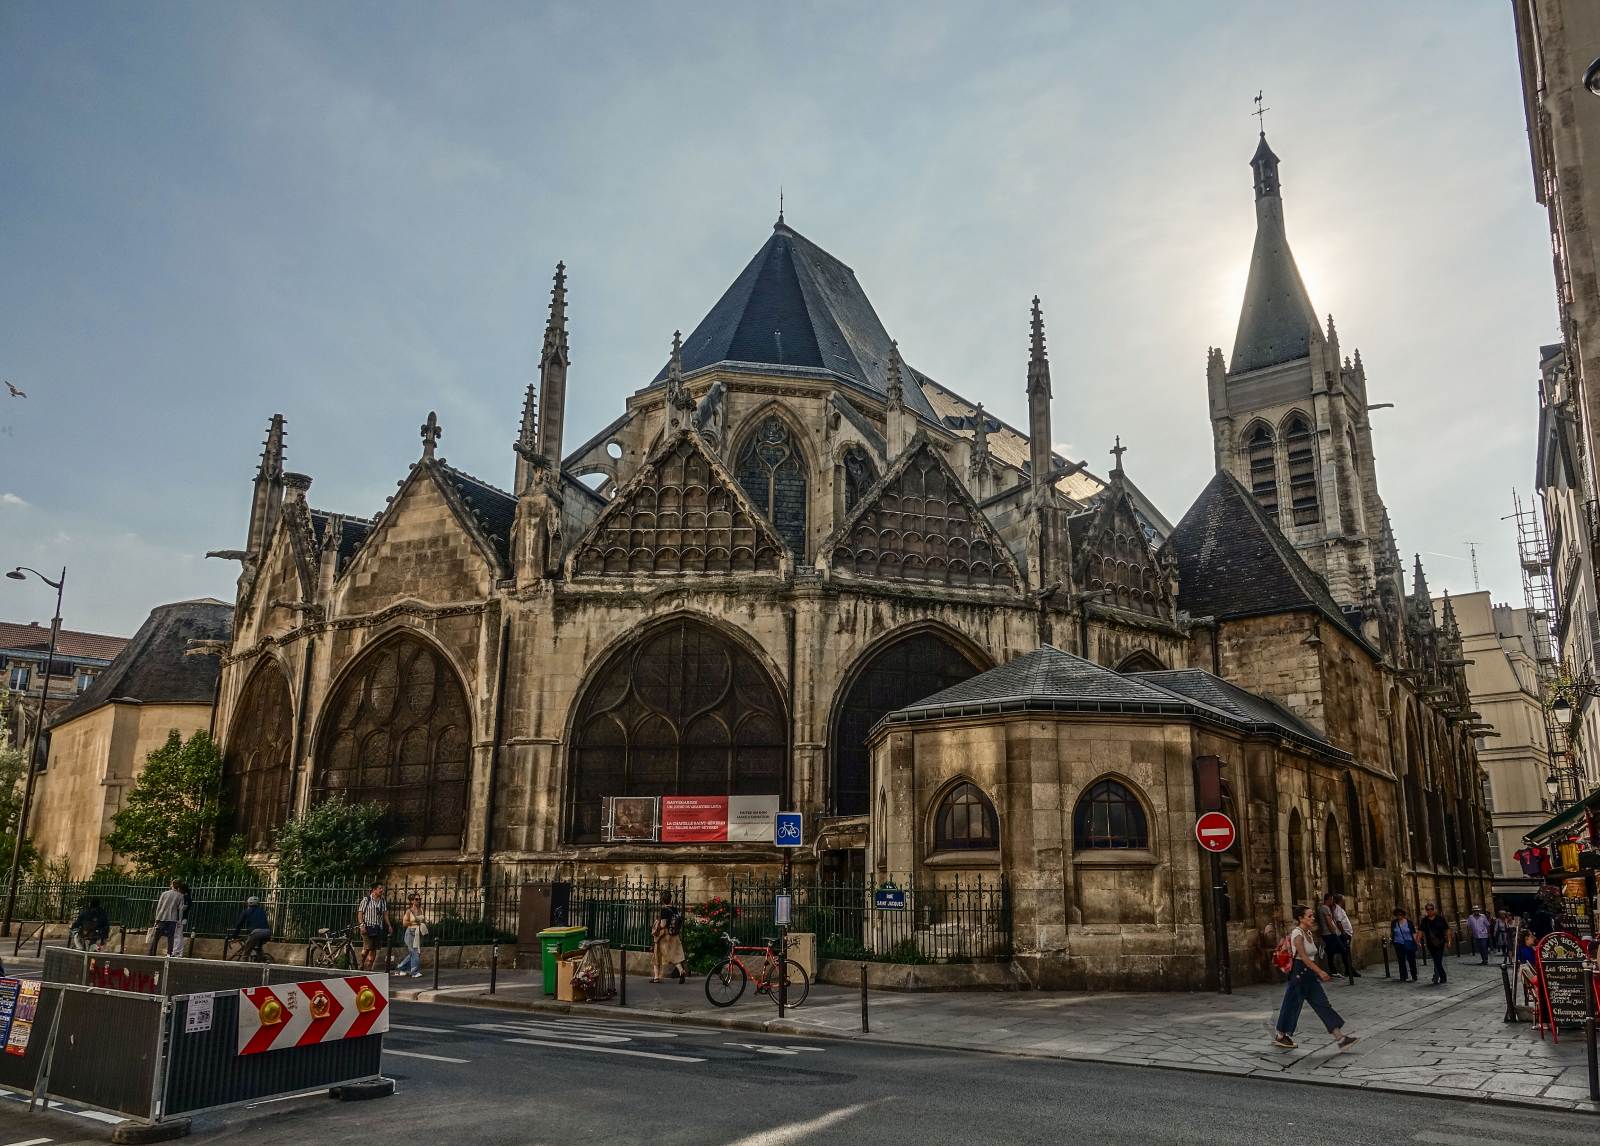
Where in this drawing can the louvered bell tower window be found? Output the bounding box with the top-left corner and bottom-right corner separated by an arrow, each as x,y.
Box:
1245,424 -> 1278,520
1285,416 -> 1320,526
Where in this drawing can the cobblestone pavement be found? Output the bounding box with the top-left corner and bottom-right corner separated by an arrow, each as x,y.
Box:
397,953 -> 1598,1113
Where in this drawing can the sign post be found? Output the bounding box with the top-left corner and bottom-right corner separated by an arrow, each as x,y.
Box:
774,813 -> 803,1019
1194,810 -> 1235,996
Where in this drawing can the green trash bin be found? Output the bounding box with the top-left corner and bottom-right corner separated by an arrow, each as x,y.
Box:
539,926 -> 588,995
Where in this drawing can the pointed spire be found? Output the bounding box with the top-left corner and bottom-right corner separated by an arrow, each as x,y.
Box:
972,402 -> 989,456
1250,131 -> 1281,200
1028,296 -> 1051,397
886,340 -> 904,406
1232,130 -> 1318,374
1326,313 -> 1337,343
1411,553 -> 1431,607
257,414 -> 285,481
1440,590 -> 1460,640
534,262 -> 571,466
1027,298 -> 1053,493
670,329 -> 685,384
420,411 -> 442,460
667,330 -> 695,430
518,382 -> 538,452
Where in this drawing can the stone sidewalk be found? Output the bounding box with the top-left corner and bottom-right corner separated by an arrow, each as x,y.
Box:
394,954 -> 1599,1114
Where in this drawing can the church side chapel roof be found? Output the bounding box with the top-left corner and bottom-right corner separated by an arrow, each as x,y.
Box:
650,220 -> 942,422
1132,668 -> 1348,760
50,598 -> 233,728
1163,470 -> 1365,647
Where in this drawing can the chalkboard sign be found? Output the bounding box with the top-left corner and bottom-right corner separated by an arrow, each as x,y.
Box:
1534,931 -> 1591,1032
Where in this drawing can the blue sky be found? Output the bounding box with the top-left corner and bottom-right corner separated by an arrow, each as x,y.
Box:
0,2 -> 1555,635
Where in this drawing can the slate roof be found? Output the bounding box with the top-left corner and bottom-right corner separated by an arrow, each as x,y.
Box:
49,599 -> 233,727
651,221 -> 940,421
0,621 -> 128,664
1231,136 -> 1319,374
888,645 -> 1195,721
309,512 -> 375,574
438,464 -> 517,564
1163,470 -> 1365,644
1133,669 -> 1349,760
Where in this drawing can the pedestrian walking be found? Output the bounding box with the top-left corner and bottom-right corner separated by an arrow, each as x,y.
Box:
146,879 -> 185,956
1272,905 -> 1358,1051
650,891 -> 686,984
69,898 -> 109,951
1418,902 -> 1451,984
1316,893 -> 1342,975
1466,906 -> 1491,964
171,880 -> 192,957
396,895 -> 427,977
1491,909 -> 1511,957
1390,907 -> 1419,982
356,883 -> 390,972
1332,894 -> 1360,977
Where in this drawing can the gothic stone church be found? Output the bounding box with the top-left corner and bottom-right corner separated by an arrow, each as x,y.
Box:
215,133 -> 1491,989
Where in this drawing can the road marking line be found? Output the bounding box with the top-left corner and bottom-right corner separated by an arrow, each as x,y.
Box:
384,1049 -> 470,1064
543,1020 -> 681,1038
2,1137 -> 54,1146
504,1037 -> 705,1063
390,1023 -> 454,1034
783,1046 -> 825,1052
420,983 -> 490,993
1414,1134 -> 1488,1146
247,1088 -> 329,1107
464,1021 -> 631,1043
70,1112 -> 124,1125
724,1100 -> 882,1146
725,1042 -> 798,1055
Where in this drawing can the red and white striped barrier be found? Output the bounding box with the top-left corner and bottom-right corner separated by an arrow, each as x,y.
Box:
237,974 -> 389,1056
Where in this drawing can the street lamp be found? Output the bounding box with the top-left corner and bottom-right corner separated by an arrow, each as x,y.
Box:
1546,772 -> 1561,802
2,565 -> 65,937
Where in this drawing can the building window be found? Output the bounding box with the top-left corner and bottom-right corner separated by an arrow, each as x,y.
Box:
314,634 -> 471,852
1244,424 -> 1278,520
1288,808 -> 1308,902
223,662 -> 295,851
1073,778 -> 1149,850
735,414 -> 809,558
6,665 -> 29,692
1324,813 -> 1346,895
1344,773 -> 1366,870
831,632 -> 982,816
75,671 -> 94,694
841,445 -> 877,514
1285,415 -> 1319,526
567,617 -> 786,844
932,782 -> 999,851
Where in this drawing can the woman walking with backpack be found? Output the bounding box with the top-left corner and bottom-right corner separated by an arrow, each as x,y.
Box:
1273,904 -> 1358,1051
651,891 -> 686,984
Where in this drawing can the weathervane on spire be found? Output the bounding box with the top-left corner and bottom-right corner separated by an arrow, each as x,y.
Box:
778,186 -> 785,227
1253,90 -> 1269,135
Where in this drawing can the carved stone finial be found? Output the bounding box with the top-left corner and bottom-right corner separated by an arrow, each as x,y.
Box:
421,411 -> 442,459
886,340 -> 904,406
1110,436 -> 1127,476
282,472 -> 312,500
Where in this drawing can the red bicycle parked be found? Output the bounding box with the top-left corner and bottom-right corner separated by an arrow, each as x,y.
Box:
704,932 -> 810,1008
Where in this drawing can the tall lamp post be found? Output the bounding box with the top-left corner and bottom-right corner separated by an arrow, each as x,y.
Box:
2,565 -> 65,937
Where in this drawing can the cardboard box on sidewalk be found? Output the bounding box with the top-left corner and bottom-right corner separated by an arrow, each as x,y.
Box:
555,950 -> 587,1002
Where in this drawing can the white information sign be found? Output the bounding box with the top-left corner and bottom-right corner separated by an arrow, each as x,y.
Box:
726,795 -> 781,842
186,991 -> 214,1034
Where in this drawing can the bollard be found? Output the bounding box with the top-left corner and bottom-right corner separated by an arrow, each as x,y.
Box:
35,927 -> 43,958
620,946 -> 627,1008
1501,963 -> 1518,1024
860,963 -> 869,1033
490,943 -> 499,995
119,925 -> 126,954
432,933 -> 441,991
1380,937 -> 1391,979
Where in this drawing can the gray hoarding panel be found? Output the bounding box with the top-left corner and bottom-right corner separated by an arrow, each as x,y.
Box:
0,983 -> 57,1096
44,990 -> 161,1119
162,993 -> 382,1116
41,947 -> 87,986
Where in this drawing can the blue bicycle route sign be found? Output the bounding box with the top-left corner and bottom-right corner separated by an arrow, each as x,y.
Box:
774,812 -> 803,847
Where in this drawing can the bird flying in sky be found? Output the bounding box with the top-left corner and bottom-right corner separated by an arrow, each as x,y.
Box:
4,382 -> 25,398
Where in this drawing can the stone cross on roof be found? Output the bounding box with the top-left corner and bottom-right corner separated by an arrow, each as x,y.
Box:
421,411 -> 442,459
1110,435 -> 1127,475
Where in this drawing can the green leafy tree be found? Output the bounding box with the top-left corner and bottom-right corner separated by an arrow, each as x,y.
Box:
105,729 -> 226,878
274,797 -> 391,885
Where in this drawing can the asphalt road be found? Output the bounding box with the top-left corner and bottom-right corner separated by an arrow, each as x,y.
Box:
0,1000 -> 1592,1145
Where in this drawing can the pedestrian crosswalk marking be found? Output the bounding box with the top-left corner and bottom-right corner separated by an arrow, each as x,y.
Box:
1412,1132 -> 1486,1146
504,1037 -> 705,1063
385,1049 -> 470,1064
1,1137 -> 54,1146
391,1023 -> 453,1034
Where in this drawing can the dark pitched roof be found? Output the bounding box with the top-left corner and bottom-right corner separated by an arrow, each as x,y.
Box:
652,222 -> 940,421
437,464 -> 517,564
0,621 -> 128,664
889,645 -> 1193,720
309,511 -> 375,574
1132,668 -> 1348,760
1231,143 -> 1318,374
1163,471 -> 1364,645
49,599 -> 233,726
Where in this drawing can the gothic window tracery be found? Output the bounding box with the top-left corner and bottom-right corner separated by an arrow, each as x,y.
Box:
841,445 -> 878,514
567,618 -> 786,844
1244,423 -> 1279,520
932,781 -> 999,851
832,446 -> 1015,589
831,632 -> 981,816
1284,414 -> 1320,526
573,436 -> 782,575
1073,778 -> 1149,850
222,661 -> 294,852
313,634 -> 471,851
735,414 -> 809,558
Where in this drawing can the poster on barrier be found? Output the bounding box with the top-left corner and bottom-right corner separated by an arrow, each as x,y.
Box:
185,992 -> 214,1034
4,981 -> 40,1056
238,975 -> 388,1055
0,980 -> 18,1049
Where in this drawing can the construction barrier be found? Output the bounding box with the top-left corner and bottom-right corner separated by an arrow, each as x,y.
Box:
0,950 -> 391,1136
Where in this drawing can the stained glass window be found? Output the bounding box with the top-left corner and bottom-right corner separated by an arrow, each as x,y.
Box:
933,782 -> 999,851
735,415 -> 809,558
222,661 -> 294,851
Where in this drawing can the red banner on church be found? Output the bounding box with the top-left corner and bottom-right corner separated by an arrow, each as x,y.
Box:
660,796 -> 729,842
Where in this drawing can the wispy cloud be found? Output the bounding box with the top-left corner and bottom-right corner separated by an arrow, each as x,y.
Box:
0,493 -> 27,507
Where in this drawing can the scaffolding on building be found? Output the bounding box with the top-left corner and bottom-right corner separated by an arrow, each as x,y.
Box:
1510,489 -> 1577,804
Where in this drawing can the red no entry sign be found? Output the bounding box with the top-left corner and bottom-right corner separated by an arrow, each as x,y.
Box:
1194,811 -> 1236,852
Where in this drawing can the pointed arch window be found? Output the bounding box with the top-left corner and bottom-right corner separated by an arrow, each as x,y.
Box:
736,415 -> 809,557
1073,778 -> 1149,850
314,634 -> 471,852
932,782 -> 999,851
1344,773 -> 1367,870
1324,813 -> 1346,895
1287,808 -> 1308,902
1244,424 -> 1278,520
841,445 -> 878,514
567,617 -> 786,844
1285,415 -> 1320,526
1115,649 -> 1166,673
222,661 -> 295,852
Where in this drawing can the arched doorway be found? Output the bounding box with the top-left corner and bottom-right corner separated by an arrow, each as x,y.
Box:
830,630 -> 984,816
222,661 -> 294,851
313,633 -> 472,851
566,617 -> 786,844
